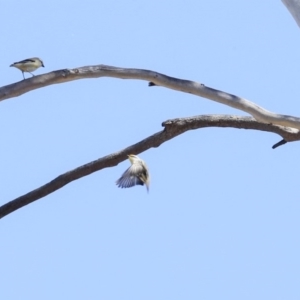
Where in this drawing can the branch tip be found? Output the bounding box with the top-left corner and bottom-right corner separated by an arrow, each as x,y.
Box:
272,139 -> 287,149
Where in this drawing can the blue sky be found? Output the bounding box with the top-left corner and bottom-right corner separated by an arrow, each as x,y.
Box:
1,1 -> 300,299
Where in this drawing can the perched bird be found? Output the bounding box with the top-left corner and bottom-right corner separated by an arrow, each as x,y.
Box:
10,57 -> 44,79
116,154 -> 150,192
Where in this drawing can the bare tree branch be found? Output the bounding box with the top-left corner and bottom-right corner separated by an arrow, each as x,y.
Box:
2,64 -> 300,130
282,0 -> 300,27
0,114 -> 299,219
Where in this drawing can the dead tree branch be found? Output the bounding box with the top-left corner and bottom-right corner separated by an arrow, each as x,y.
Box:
1,64 -> 300,130
0,114 -> 299,219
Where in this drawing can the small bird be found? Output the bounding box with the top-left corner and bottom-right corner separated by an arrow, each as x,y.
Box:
116,154 -> 150,192
10,57 -> 44,79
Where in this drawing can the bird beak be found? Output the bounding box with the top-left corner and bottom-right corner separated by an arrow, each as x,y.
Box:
42,63 -> 45,67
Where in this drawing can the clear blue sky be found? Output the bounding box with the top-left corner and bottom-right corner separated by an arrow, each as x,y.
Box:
1,1 -> 300,299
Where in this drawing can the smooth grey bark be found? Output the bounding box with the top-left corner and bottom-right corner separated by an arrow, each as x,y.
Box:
1,65 -> 300,130
282,0 -> 300,27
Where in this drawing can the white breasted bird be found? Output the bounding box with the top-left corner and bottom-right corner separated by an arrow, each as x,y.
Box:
10,57 -> 44,79
116,154 -> 150,192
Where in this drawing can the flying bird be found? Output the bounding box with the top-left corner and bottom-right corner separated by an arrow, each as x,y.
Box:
10,57 -> 44,79
116,154 -> 150,192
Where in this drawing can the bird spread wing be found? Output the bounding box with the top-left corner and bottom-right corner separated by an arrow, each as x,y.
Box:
116,164 -> 145,188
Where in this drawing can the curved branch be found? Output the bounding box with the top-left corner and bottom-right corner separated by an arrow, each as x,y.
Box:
1,64 -> 300,129
0,114 -> 299,219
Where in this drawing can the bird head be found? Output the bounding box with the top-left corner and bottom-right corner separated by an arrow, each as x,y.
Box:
34,58 -> 44,67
